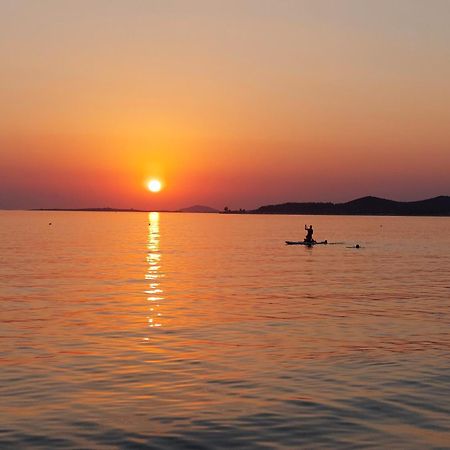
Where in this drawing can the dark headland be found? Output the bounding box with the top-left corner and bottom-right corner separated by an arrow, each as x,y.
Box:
177,205 -> 219,213
250,196 -> 450,216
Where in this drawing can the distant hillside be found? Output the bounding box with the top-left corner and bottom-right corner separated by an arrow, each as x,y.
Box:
178,205 -> 219,213
252,196 -> 450,216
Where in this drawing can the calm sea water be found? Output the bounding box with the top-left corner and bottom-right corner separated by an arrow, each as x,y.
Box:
0,211 -> 449,449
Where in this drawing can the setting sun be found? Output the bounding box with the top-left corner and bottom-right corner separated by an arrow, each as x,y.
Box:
147,179 -> 162,193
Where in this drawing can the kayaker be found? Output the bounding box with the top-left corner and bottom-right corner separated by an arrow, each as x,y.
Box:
304,224 -> 314,242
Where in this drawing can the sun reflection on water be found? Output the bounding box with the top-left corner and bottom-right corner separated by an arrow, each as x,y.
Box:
146,212 -> 163,328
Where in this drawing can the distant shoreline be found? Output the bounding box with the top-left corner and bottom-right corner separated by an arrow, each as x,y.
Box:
249,195 -> 449,217
2,195 -> 448,216
31,208 -> 157,213
29,208 -> 179,213
15,209 -> 450,217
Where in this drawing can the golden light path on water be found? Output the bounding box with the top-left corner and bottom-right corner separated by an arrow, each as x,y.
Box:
145,212 -> 163,331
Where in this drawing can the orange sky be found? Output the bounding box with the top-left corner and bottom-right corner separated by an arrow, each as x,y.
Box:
1,0 -> 449,210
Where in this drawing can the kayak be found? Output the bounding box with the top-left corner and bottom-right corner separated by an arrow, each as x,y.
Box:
285,240 -> 328,246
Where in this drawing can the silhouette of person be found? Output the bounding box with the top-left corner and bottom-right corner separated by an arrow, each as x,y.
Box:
304,225 -> 314,242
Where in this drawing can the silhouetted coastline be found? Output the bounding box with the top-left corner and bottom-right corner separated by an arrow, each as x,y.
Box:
28,196 -> 450,216
250,196 -> 450,216
31,207 -> 150,212
177,205 -> 219,213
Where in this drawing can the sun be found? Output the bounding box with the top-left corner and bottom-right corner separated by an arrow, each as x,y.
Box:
147,179 -> 162,193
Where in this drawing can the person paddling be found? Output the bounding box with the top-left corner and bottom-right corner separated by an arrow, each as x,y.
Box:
304,224 -> 314,243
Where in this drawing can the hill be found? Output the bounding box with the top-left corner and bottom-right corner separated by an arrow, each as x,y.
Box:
178,205 -> 219,213
252,196 -> 450,216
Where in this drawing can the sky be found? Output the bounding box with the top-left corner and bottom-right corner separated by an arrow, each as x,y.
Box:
1,0 -> 449,210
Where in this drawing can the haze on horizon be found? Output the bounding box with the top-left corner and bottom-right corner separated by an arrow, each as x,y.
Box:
1,0 -> 449,211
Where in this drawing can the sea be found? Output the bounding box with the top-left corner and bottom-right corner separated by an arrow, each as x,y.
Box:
0,211 -> 449,449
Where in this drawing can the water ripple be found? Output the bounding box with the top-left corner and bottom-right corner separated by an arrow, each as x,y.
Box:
0,212 -> 449,449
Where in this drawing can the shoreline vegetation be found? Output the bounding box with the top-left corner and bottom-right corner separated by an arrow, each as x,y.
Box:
26,195 -> 450,216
